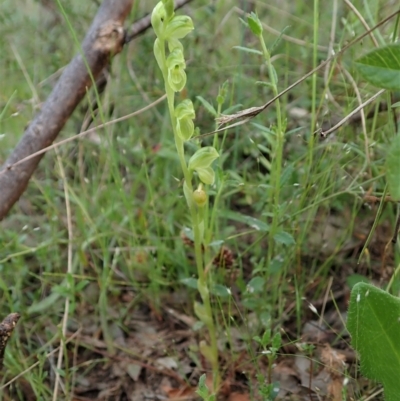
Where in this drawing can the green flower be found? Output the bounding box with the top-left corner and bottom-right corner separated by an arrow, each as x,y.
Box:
151,2 -> 167,39
167,38 -> 184,53
175,99 -> 195,140
166,48 -> 186,92
188,146 -> 219,185
165,15 -> 194,40
188,146 -> 219,171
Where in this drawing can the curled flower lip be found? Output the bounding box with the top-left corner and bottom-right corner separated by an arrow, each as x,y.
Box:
166,48 -> 187,92
176,117 -> 194,141
168,67 -> 186,92
175,99 -> 195,120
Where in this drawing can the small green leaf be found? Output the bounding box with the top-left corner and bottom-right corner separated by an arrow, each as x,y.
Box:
386,134 -> 400,201
232,46 -> 263,56
210,284 -> 231,297
246,276 -> 265,294
347,282 -> 400,401
355,44 -> 400,90
196,374 -> 212,399
392,101 -> 400,108
273,231 -> 295,246
27,291 -> 61,314
269,63 -> 278,86
271,332 -> 282,350
196,96 -> 217,116
269,26 -> 290,55
223,211 -> 269,232
180,277 -> 198,289
260,330 -> 271,347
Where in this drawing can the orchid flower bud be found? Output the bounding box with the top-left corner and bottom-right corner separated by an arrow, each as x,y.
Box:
247,12 -> 263,37
193,187 -> 207,207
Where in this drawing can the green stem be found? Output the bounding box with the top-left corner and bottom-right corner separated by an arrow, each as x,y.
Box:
259,35 -> 284,264
158,36 -> 219,390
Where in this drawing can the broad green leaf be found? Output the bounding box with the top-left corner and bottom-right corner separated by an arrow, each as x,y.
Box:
222,210 -> 269,232
210,284 -> 231,297
27,291 -> 61,314
346,274 -> 370,289
347,282 -> 400,401
386,134 -> 400,200
273,231 -> 295,246
246,276 -> 265,294
180,277 -> 198,289
355,44 -> 400,90
253,330 -> 271,347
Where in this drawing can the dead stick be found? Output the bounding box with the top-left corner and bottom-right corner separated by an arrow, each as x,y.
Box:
0,0 -> 134,221
0,313 -> 20,370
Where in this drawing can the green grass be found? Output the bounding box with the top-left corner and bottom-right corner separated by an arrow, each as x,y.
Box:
1,0 -> 399,399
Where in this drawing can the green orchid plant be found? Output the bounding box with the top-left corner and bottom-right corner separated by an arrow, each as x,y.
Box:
151,0 -> 220,392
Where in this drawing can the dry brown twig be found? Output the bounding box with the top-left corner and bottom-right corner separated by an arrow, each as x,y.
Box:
203,9 -> 400,138
0,0 -> 194,221
0,0 -> 133,220
0,3 -> 397,221
0,313 -> 20,370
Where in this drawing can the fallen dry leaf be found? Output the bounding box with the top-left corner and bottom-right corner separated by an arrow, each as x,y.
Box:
162,384 -> 196,400
228,392 -> 250,401
320,344 -> 347,401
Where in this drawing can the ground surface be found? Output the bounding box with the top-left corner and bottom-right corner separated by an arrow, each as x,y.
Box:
0,0 -> 399,400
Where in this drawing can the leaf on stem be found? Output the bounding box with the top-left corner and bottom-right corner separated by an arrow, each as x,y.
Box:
347,283 -> 400,401
355,44 -> 400,90
386,133 -> 400,200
